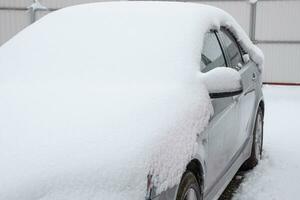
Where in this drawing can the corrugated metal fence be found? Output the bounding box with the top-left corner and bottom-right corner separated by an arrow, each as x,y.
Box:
1,0 -> 300,84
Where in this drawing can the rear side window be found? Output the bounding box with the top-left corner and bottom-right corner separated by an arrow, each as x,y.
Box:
219,29 -> 243,68
201,32 -> 226,73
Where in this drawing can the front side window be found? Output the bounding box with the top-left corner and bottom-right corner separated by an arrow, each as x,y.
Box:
201,32 -> 226,73
219,29 -> 243,68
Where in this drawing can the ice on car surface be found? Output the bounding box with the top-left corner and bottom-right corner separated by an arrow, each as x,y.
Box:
0,2 -> 263,200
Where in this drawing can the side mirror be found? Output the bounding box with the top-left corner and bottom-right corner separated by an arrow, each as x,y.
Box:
201,67 -> 243,98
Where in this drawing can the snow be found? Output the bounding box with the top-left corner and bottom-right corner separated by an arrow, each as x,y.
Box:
249,0 -> 258,4
0,84 -> 212,200
200,67 -> 242,93
0,2 -> 262,200
233,85 -> 300,200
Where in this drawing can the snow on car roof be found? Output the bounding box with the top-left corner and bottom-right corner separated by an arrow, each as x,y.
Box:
0,1 -> 263,86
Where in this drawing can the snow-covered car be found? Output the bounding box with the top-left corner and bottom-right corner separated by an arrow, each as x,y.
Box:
0,2 -> 264,200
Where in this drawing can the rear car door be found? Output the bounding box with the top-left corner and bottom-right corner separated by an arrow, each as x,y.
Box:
200,31 -> 240,192
218,29 -> 257,148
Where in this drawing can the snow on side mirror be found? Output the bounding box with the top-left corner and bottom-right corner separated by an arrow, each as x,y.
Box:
201,67 -> 243,98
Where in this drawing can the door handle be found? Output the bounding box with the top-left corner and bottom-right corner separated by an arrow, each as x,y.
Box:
252,73 -> 257,81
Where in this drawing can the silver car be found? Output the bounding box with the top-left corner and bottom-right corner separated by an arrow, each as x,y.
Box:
153,29 -> 264,200
0,2 -> 264,200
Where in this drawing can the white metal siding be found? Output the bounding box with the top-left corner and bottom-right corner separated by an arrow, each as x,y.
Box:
260,43 -> 300,83
256,1 -> 300,41
199,1 -> 251,36
35,10 -> 50,20
0,10 -> 30,45
0,0 -> 30,8
41,0 -> 114,9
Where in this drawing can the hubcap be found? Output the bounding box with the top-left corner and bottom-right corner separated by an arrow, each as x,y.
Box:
184,188 -> 198,200
255,113 -> 263,159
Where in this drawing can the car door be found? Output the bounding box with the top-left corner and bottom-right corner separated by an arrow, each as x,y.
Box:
218,29 -> 257,148
200,31 -> 240,192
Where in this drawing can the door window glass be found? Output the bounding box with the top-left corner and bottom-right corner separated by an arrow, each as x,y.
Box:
219,29 -> 243,68
201,32 -> 226,73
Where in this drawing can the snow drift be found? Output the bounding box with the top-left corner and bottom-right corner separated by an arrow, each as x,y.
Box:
0,2 -> 263,200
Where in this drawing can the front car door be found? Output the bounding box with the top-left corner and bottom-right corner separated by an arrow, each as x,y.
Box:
200,31 -> 240,196
218,28 -> 257,149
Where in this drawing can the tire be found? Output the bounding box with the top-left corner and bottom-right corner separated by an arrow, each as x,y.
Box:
176,171 -> 202,200
241,107 -> 264,170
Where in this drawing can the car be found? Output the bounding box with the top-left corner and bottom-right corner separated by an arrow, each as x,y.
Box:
0,2 -> 264,200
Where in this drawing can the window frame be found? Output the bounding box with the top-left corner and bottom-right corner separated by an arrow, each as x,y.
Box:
216,28 -> 245,68
214,30 -> 229,68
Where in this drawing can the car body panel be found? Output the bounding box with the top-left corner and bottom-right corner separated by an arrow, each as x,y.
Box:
205,96 -> 240,191
238,62 -> 258,145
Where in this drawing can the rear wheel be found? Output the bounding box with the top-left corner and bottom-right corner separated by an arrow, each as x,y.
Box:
176,171 -> 202,200
241,107 -> 264,170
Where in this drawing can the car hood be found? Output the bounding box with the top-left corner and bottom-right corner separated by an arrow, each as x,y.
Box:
0,83 -> 212,200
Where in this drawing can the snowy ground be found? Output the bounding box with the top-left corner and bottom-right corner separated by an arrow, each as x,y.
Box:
226,85 -> 300,200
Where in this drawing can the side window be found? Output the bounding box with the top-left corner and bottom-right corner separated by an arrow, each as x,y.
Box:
201,32 -> 226,73
219,29 -> 243,68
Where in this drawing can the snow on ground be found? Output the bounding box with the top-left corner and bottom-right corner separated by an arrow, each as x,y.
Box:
233,85 -> 300,200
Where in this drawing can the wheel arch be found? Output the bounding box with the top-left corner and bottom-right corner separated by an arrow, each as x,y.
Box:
186,159 -> 205,195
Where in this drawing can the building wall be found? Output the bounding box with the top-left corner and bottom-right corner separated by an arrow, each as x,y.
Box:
255,0 -> 300,84
0,0 -> 299,83
0,9 -> 29,45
